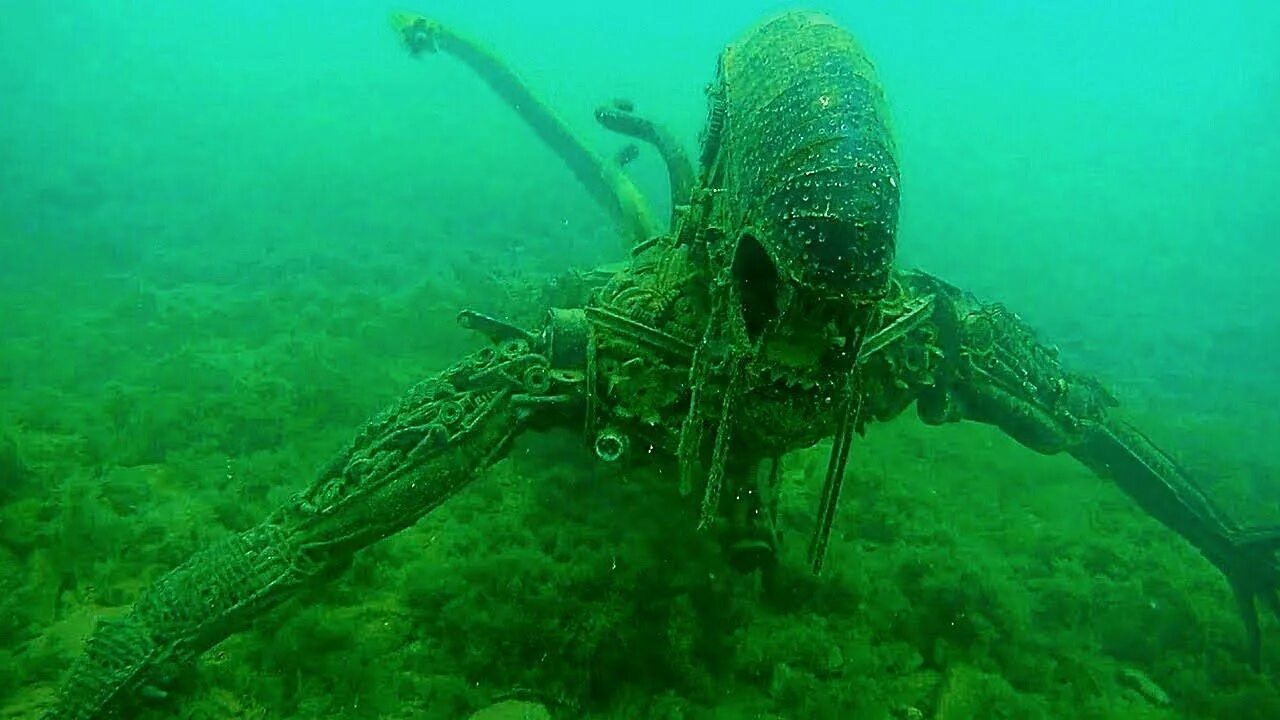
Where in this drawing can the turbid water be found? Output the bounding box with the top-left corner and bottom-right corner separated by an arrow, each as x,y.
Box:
2,2 -> 1278,718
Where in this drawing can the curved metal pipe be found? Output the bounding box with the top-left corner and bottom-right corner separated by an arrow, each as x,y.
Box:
594,100 -> 696,220
390,12 -> 661,248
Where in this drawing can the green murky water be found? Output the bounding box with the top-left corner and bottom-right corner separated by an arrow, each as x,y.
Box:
2,2 -> 1278,718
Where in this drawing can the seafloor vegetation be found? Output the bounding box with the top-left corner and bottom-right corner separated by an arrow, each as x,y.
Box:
1,218 -> 1278,720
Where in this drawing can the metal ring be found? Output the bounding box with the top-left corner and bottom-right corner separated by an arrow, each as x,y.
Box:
522,365 -> 552,393
594,428 -> 628,462
435,401 -> 464,426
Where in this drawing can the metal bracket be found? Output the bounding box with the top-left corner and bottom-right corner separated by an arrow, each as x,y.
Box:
457,309 -> 536,345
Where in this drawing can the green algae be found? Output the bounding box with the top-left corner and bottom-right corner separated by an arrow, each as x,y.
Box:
0,226 -> 1277,720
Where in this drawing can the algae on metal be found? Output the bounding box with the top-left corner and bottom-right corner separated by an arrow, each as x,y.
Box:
2,9 -> 1278,720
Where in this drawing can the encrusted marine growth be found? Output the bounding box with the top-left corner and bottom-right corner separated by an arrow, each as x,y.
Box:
45,342 -> 571,719
671,12 -> 902,569
705,12 -> 899,303
46,9 -> 1280,719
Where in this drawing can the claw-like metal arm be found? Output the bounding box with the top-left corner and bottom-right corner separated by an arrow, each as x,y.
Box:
593,99 -> 696,221
388,12 -> 662,247
1069,420 -> 1280,668
872,269 -> 1280,668
45,334 -> 578,719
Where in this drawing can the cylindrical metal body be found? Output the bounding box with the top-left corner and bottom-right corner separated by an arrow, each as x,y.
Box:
708,11 -> 899,303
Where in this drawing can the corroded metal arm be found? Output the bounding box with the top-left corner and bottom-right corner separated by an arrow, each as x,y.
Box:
47,338 -> 574,719
870,269 -> 1280,668
1068,420 -> 1280,668
594,100 -> 696,218
389,12 -> 661,247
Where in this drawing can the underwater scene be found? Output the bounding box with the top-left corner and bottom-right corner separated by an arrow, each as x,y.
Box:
2,1 -> 1278,718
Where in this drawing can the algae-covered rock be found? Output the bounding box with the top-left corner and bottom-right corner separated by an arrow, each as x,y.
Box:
468,699 -> 551,720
